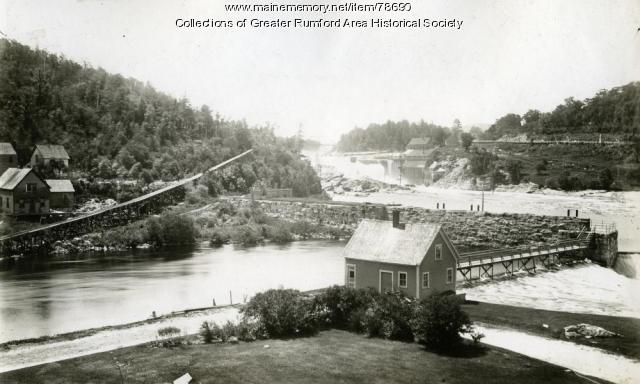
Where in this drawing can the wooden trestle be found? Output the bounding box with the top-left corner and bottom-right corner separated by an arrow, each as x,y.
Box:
457,232 -> 592,282
0,150 -> 253,256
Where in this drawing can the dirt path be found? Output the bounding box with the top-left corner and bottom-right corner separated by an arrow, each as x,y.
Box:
470,322 -> 640,384
0,306 -> 240,373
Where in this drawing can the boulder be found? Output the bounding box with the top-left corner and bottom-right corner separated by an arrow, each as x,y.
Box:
563,324 -> 621,339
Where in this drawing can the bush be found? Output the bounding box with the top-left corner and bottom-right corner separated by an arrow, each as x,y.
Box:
413,293 -> 472,350
237,318 -> 262,341
241,289 -> 319,338
147,214 -> 197,246
200,321 -> 221,343
156,326 -> 182,347
314,286 -> 376,330
157,326 -> 181,338
209,227 -> 231,246
231,224 -> 263,246
363,292 -> 415,341
220,320 -> 238,342
266,224 -> 294,244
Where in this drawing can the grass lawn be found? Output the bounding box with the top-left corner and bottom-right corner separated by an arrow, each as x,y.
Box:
463,301 -> 640,360
0,329 -> 601,384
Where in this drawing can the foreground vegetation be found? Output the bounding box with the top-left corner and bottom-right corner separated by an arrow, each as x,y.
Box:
0,329 -> 595,384
463,301 -> 640,360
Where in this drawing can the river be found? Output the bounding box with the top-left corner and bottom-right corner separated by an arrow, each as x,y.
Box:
0,241 -> 345,343
309,150 -> 640,251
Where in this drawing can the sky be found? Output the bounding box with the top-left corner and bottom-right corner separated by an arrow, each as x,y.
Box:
1,0 -> 639,142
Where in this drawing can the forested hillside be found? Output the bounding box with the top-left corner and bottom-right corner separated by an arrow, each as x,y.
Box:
485,83 -> 640,139
336,120 -> 451,152
0,39 -> 321,197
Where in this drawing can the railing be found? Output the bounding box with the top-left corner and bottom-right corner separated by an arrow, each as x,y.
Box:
590,221 -> 617,235
459,238 -> 587,266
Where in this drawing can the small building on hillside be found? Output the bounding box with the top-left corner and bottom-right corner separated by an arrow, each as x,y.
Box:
0,168 -> 50,216
30,144 -> 70,168
46,179 -> 75,211
343,212 -> 458,297
0,143 -> 18,176
406,137 -> 432,152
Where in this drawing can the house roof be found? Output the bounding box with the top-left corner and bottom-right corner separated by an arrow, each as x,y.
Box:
0,168 -> 35,190
343,219 -> 442,265
407,137 -> 431,146
46,179 -> 75,193
0,143 -> 16,155
35,144 -> 70,160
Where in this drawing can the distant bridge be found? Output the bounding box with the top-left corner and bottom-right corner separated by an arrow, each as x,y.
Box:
457,227 -> 596,281
0,149 -> 253,256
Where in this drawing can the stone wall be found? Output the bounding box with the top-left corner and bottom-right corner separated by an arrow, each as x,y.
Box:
585,232 -> 619,267
226,197 -> 590,252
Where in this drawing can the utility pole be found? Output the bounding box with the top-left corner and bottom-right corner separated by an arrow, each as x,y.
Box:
481,179 -> 485,212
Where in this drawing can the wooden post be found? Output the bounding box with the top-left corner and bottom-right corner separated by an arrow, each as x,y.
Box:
229,290 -> 233,305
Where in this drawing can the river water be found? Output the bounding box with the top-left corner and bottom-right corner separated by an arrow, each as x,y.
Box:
0,241 -> 344,343
310,151 -> 640,251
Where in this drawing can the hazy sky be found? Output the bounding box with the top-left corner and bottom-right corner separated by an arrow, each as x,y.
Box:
1,0 -> 639,141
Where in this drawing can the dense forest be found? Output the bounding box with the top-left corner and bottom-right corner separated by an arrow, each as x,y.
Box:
336,120 -> 452,152
337,83 -> 640,152
0,39 -> 321,197
485,83 -> 640,139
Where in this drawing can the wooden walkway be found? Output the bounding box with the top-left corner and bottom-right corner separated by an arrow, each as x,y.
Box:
457,229 -> 592,281
0,150 -> 253,255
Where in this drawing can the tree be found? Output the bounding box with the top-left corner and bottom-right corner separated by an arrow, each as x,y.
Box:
413,294 -> 472,350
505,160 -> 523,184
460,132 -> 474,152
598,168 -> 614,189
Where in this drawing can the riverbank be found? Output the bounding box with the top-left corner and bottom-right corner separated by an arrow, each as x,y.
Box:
0,305 -> 241,373
0,329 -> 604,384
462,301 -> 640,360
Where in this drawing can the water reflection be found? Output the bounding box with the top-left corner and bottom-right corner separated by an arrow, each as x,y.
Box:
0,240 -> 345,343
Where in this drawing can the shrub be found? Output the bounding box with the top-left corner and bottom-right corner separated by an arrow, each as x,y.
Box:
241,289 -> 319,338
314,286 -> 376,330
156,326 -> 182,347
200,321 -> 222,343
209,227 -> 231,246
290,221 -> 317,239
413,293 -> 472,350
231,224 -> 263,246
157,326 -> 181,338
220,320 -> 238,342
363,292 -> 415,341
236,318 -> 262,341
266,223 -> 294,244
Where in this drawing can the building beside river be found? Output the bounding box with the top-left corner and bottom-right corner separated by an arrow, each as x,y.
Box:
0,143 -> 18,176
343,212 -> 458,297
0,168 -> 50,216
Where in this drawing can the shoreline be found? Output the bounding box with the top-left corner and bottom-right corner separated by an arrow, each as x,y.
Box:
0,305 -> 242,373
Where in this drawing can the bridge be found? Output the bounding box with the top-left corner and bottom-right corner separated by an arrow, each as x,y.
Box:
457,226 -> 596,282
0,149 -> 253,256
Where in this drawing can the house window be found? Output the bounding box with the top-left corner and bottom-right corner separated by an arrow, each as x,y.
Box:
26,183 -> 37,193
5,197 -> 8,208
446,268 -> 454,284
422,272 -> 430,289
398,272 -> 407,288
435,244 -> 443,260
346,264 -> 356,288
